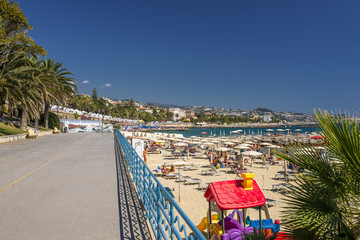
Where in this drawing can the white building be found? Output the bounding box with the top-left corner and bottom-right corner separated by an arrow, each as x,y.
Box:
263,115 -> 272,122
169,108 -> 186,121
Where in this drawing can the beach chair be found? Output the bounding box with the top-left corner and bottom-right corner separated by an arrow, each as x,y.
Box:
184,178 -> 202,185
183,164 -> 199,171
198,182 -> 210,190
210,165 -> 222,175
164,173 -> 181,179
265,198 -> 279,207
176,175 -> 192,182
201,169 -> 214,175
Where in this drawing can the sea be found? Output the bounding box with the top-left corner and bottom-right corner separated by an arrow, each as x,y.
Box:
159,126 -> 320,138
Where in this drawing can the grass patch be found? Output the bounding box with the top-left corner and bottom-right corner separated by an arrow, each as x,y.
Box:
0,122 -> 27,136
37,127 -> 52,131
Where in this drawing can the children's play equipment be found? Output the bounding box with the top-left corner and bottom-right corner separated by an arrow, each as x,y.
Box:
202,173 -> 282,240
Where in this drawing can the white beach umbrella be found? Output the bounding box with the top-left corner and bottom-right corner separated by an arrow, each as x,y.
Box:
294,129 -> 302,132
266,129 -> 274,132
174,142 -> 188,147
266,145 -> 282,149
202,142 -> 215,146
172,161 -> 191,202
215,147 -> 231,152
223,141 -> 236,145
241,151 -> 263,156
245,141 -> 255,144
277,129 -> 285,132
260,142 -> 272,146
233,145 -> 250,150
188,141 -> 201,145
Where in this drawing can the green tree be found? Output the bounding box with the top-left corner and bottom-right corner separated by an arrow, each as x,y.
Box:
0,52 -> 43,129
278,110 -> 360,239
39,59 -> 76,128
92,88 -> 98,101
0,0 -> 46,78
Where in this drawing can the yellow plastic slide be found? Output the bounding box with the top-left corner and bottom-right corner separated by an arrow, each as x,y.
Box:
196,214 -> 220,232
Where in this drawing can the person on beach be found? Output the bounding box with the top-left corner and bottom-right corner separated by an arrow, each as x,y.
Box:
170,165 -> 175,173
143,148 -> 148,165
162,164 -> 169,174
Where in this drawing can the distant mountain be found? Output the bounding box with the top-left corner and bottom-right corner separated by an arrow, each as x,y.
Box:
146,102 -> 182,108
253,107 -> 273,113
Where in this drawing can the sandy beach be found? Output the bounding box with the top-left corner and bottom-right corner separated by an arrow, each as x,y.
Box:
146,148 -> 290,226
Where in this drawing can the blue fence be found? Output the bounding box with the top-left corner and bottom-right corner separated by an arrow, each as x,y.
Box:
115,129 -> 206,240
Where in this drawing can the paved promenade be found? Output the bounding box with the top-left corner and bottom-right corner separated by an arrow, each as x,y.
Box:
0,133 -> 120,240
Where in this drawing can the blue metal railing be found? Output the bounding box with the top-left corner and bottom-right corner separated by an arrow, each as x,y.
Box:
115,129 -> 206,240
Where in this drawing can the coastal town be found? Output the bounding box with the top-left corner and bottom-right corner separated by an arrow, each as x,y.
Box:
1,1 -> 359,240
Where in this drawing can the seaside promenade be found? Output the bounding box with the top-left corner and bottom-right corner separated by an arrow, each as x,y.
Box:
0,133 -> 127,240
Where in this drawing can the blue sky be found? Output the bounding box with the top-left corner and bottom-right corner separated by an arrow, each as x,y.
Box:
19,0 -> 360,114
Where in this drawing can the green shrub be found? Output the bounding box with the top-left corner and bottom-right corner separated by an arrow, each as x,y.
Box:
74,113 -> 80,119
40,112 -> 60,129
48,112 -> 60,129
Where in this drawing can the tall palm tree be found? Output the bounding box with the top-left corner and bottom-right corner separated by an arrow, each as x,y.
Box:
38,59 -> 76,128
0,52 -> 43,129
278,110 -> 360,239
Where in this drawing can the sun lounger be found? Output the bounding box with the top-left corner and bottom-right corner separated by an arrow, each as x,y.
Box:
183,165 -> 199,171
176,175 -> 192,182
184,178 -> 202,185
163,152 -> 175,158
164,173 -> 181,179
198,182 -> 210,190
201,169 -> 214,175
265,198 -> 279,207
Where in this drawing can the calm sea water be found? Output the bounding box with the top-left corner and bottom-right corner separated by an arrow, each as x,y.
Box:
159,126 -> 320,138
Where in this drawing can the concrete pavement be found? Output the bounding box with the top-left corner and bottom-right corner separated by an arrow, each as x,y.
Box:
0,133 -> 120,240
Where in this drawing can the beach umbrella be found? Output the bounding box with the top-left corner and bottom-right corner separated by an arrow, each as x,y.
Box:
215,147 -> 231,152
260,142 -> 272,146
233,145 -> 250,150
266,145 -> 282,149
266,129 -> 274,132
188,141 -> 201,145
223,141 -> 236,145
200,132 -> 208,135
277,129 -> 285,132
172,161 -> 191,202
245,141 -> 255,144
174,142 -> 188,147
202,142 -> 215,146
310,136 -> 323,139
294,129 -> 302,132
241,151 -> 263,156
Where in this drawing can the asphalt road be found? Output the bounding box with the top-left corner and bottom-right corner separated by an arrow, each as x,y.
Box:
0,133 -> 120,240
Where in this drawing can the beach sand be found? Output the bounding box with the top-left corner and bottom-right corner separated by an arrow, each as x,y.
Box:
147,149 -> 290,227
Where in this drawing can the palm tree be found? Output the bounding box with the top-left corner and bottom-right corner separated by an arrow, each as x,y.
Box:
277,110 -> 360,239
38,59 -> 76,128
0,52 -> 43,129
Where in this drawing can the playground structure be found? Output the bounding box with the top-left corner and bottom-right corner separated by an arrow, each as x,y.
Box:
201,173 -> 282,240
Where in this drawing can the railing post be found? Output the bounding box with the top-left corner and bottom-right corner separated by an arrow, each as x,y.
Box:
156,185 -> 161,240
170,204 -> 174,240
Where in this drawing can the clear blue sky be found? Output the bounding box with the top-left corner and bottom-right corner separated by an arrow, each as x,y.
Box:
19,0 -> 360,114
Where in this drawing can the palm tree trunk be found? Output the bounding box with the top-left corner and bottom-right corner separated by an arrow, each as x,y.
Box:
20,110 -> 27,130
44,101 -> 50,129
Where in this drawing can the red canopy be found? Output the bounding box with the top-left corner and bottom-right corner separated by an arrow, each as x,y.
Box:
204,179 -> 266,211
200,132 -> 208,134
310,136 -> 323,139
